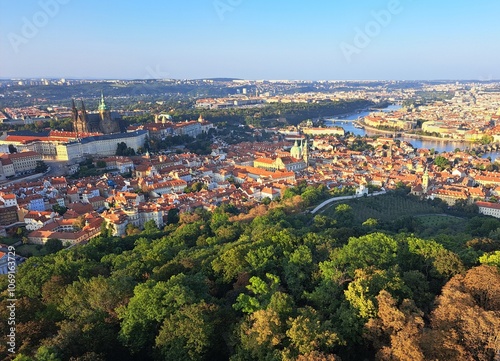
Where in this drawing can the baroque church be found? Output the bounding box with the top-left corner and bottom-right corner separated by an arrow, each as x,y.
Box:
72,92 -> 124,134
253,139 -> 309,172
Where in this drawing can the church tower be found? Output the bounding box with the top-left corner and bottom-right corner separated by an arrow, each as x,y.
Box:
80,100 -> 87,118
422,168 -> 430,193
71,99 -> 78,122
302,139 -> 309,166
73,100 -> 89,133
71,99 -> 79,132
98,91 -> 121,134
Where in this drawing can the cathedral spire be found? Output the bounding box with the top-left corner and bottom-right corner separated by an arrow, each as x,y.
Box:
72,99 -> 79,133
98,91 -> 109,112
71,99 -> 78,118
81,100 -> 88,132
80,100 -> 86,115
303,138 -> 309,166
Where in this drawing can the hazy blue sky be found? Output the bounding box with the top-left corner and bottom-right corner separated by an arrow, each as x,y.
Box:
1,0 -> 499,80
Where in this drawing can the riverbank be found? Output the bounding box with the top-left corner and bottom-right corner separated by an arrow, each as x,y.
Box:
360,122 -> 472,144
318,107 -> 373,122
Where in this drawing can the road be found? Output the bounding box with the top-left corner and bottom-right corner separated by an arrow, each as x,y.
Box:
0,160 -> 68,187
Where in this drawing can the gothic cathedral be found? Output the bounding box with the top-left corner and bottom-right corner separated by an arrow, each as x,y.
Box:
72,92 -> 124,134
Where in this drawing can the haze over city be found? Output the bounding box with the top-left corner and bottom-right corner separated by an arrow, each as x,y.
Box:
1,0 -> 500,80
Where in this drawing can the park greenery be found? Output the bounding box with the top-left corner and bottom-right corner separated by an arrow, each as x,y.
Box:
166,99 -> 376,126
401,91 -> 454,108
1,190 -> 500,361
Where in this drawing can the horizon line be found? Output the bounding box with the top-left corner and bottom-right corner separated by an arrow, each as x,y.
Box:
1,77 -> 500,83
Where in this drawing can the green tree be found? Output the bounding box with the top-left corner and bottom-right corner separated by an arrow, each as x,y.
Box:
100,221 -> 112,238
72,216 -> 86,230
115,142 -> 127,156
402,237 -> 465,293
125,223 -> 140,236
143,220 -> 159,234
434,156 -> 450,170
283,245 -> 314,298
324,233 -> 399,277
211,245 -> 249,283
209,211 -> 230,233
334,203 -> 354,227
155,302 -> 220,361
286,307 -> 340,357
167,208 -> 180,225
118,274 -> 209,354
233,274 -> 281,314
35,160 -> 49,173
479,251 -> 500,267
362,218 -> 378,228
344,268 -> 407,319
34,346 -> 61,361
479,135 -> 493,145
45,239 -> 63,254
16,255 -> 57,298
261,197 -> 272,205
52,204 -> 67,215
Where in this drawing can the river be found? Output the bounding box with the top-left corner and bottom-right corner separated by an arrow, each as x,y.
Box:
325,105 -> 499,160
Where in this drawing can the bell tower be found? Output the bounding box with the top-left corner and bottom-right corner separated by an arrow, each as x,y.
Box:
422,168 -> 430,193
74,100 -> 89,133
303,139 -> 309,166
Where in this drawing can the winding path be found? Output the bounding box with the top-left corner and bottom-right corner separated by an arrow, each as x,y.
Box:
310,190 -> 387,214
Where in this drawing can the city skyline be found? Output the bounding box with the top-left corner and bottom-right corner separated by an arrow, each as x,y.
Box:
1,0 -> 499,81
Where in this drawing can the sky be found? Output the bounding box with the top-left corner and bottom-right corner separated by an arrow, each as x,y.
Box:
1,0 -> 499,81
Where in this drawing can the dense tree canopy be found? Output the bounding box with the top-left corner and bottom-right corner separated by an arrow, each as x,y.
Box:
1,192 -> 500,361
